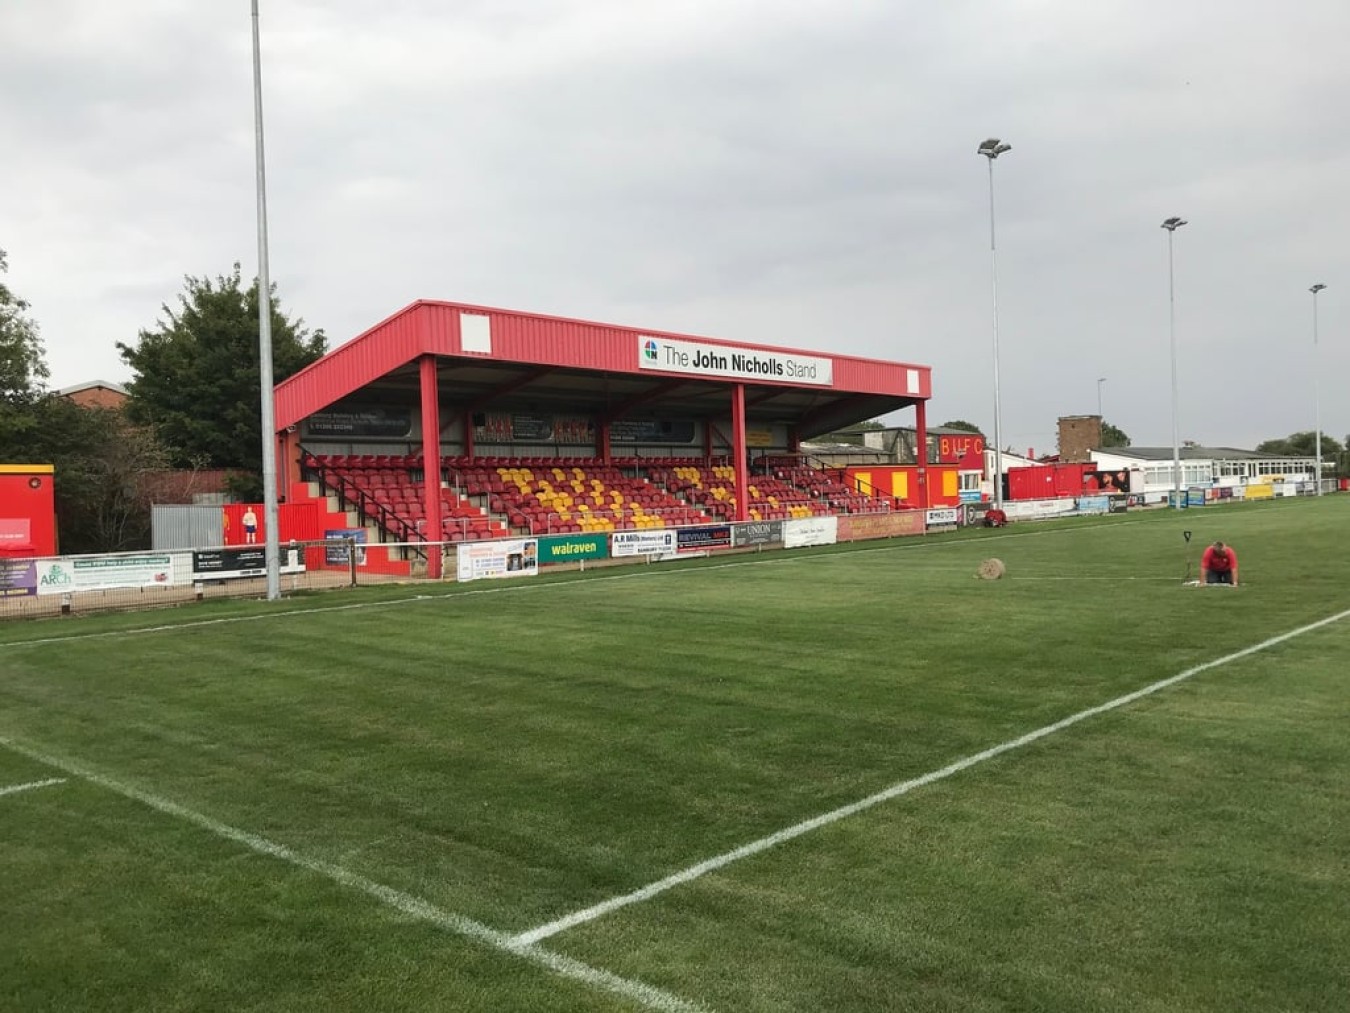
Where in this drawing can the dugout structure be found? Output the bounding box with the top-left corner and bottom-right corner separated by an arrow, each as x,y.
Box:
273,301 -> 932,576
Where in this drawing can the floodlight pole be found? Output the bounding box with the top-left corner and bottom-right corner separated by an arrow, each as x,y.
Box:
252,0 -> 280,599
1162,217 -> 1187,509
979,138 -> 1011,510
1310,283 -> 1326,496
1097,377 -> 1106,418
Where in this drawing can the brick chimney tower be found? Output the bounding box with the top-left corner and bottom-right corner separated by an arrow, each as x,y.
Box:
1058,415 -> 1102,463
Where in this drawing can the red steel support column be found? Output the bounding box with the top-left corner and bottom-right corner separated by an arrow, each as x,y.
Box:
703,420 -> 714,462
277,429 -> 295,502
598,422 -> 612,463
732,384 -> 749,521
464,412 -> 476,460
915,399 -> 930,509
419,354 -> 443,578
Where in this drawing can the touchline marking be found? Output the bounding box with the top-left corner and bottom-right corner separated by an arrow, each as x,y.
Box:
0,776 -> 66,798
0,738 -> 705,1013
511,606 -> 1350,947
2,519 -> 1137,650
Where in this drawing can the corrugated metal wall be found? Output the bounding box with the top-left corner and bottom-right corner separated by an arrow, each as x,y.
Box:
152,505 -> 223,550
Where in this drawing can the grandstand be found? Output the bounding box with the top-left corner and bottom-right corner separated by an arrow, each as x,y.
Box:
273,301 -> 933,569
302,452 -> 897,544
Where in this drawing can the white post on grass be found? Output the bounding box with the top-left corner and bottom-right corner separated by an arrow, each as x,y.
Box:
1162,217 -> 1187,508
1310,283 -> 1326,495
251,0 -> 280,599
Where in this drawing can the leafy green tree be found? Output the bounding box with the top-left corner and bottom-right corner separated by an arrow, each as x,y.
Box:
1100,421 -> 1130,447
939,419 -> 983,434
0,249 -> 182,551
0,249 -> 50,462
0,249 -> 48,406
118,265 -> 326,481
33,400 -> 173,553
0,249 -> 50,456
1256,431 -> 1343,458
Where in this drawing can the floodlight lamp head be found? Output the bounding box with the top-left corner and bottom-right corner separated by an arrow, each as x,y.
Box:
1161,216 -> 1187,231
978,138 -> 1011,159
1310,283 -> 1326,295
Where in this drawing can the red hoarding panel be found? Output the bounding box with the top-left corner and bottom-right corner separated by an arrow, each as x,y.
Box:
0,466 -> 57,556
222,503 -> 321,547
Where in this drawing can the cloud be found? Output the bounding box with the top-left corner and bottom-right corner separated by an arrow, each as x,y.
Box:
2,0 -> 1348,450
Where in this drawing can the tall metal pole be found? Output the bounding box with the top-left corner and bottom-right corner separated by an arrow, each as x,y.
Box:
1097,377 -> 1106,418
1162,217 -> 1187,509
978,139 -> 1011,509
1311,283 -> 1326,495
252,0 -> 280,599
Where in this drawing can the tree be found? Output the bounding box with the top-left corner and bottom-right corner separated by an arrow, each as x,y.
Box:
31,400 -> 173,553
118,265 -> 326,483
1100,421 -> 1130,447
0,250 -> 50,456
939,419 -> 983,434
0,249 -> 51,459
1256,431 -> 1343,459
0,249 -> 49,407
0,248 -> 180,552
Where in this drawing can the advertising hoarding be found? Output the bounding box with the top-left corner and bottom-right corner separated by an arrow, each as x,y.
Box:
456,538 -> 540,582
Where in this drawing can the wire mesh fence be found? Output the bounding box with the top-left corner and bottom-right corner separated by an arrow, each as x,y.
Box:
1,510 -> 940,621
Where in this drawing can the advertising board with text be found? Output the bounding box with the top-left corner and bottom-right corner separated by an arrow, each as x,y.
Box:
0,558 -> 36,598
456,538 -> 540,582
836,512 -> 925,541
324,529 -> 369,566
677,524 -> 732,553
191,547 -> 306,581
783,516 -> 839,548
537,534 -> 608,564
33,554 -> 182,595
611,530 -> 677,559
732,521 -> 784,547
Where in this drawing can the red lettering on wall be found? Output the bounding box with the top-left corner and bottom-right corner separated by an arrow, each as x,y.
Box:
938,435 -> 985,464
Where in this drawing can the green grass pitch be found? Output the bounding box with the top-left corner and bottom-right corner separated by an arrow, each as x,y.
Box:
2,498 -> 1347,1011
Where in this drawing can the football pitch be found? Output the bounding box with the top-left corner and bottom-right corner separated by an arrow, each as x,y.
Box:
2,498 -> 1347,1012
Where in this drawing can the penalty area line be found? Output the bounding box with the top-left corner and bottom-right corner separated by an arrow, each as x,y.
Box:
511,605 -> 1350,947
0,737 -> 706,1013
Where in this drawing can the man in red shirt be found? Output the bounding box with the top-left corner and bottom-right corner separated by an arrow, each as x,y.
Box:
1201,541 -> 1238,586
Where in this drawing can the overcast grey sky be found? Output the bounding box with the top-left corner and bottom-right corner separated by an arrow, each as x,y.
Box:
3,0 -> 1347,453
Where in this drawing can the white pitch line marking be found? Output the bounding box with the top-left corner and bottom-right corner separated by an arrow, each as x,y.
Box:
511,606 -> 1350,946
0,738 -> 705,1013
0,776 -> 67,798
1,518 -> 1140,650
